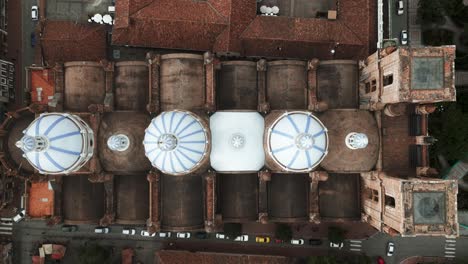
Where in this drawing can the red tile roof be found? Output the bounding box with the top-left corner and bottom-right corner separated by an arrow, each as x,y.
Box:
155,250 -> 291,264
41,21 -> 107,65
113,0 -> 228,50
30,69 -> 55,105
112,0 -> 375,59
28,182 -> 54,218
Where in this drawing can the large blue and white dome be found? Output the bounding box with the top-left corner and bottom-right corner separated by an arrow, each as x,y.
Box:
16,113 -> 94,174
143,110 -> 209,175
267,111 -> 328,172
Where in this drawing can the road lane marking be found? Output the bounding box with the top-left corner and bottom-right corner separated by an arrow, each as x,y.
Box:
350,248 -> 361,251
350,240 -> 362,243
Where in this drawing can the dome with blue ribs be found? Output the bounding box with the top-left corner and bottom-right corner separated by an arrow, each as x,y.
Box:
16,113 -> 94,174
267,111 -> 328,172
143,110 -> 209,175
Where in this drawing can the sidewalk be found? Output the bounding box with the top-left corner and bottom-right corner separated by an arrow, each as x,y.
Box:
408,0 -> 422,46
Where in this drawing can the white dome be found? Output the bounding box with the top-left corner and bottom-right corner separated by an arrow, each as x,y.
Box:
267,111 -> 328,172
16,113 -> 94,174
143,110 -> 209,175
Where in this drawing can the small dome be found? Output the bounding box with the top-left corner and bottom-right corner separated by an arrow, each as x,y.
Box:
16,113 -> 94,174
143,111 -> 209,175
267,111 -> 328,172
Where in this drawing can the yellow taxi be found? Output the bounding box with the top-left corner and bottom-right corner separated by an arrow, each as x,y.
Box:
255,236 -> 271,243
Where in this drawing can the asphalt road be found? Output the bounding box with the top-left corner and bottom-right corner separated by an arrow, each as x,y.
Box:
21,0 -> 38,106
387,0 -> 408,45
12,220 -> 468,264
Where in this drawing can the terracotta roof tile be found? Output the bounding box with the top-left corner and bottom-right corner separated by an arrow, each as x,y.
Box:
28,182 -> 54,218
113,0 -> 375,59
41,21 -> 107,65
30,69 -> 55,105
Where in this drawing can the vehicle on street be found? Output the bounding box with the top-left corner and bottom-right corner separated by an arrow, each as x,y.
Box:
308,239 -> 322,245
396,0 -> 404,15
329,242 -> 344,249
400,30 -> 408,45
31,6 -> 39,20
387,242 -> 395,256
195,231 -> 207,239
176,232 -> 191,238
274,238 -> 284,243
158,231 -> 171,238
61,225 -> 77,232
255,236 -> 270,243
290,239 -> 304,245
122,228 -> 136,235
141,230 -> 156,237
234,235 -> 249,241
215,233 -> 228,239
377,256 -> 385,264
13,209 -> 26,223
94,226 -> 110,234
30,33 -> 36,47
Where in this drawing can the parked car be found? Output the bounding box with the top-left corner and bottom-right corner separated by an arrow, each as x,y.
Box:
234,235 -> 249,241
13,209 -> 26,223
400,30 -> 408,45
195,231 -> 207,239
274,238 -> 284,243
141,230 -> 156,237
94,226 -> 110,234
158,231 -> 171,238
255,236 -> 270,243
122,228 -> 136,235
215,233 -> 228,239
377,256 -> 385,264
308,239 -> 323,246
291,239 -> 304,245
330,242 -> 344,249
61,225 -> 77,232
31,6 -> 39,20
176,232 -> 191,239
387,242 -> 395,256
396,0 -> 404,15
30,33 -> 36,47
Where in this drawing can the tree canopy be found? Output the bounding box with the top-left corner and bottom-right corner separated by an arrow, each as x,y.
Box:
78,243 -> 111,264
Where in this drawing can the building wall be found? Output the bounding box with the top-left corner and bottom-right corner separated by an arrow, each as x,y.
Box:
0,59 -> 14,103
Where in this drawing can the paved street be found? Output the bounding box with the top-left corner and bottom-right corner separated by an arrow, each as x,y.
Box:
385,0 -> 408,44
21,0 -> 38,106
11,219 -> 468,264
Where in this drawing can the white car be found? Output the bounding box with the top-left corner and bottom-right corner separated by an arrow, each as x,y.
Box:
215,233 -> 228,239
176,232 -> 191,239
387,242 -> 395,256
141,230 -> 156,237
122,228 -> 136,235
31,6 -> 39,20
234,235 -> 249,241
291,239 -> 304,245
396,0 -> 404,15
94,227 -> 110,234
158,231 -> 171,238
13,209 -> 26,223
400,30 -> 408,45
330,242 -> 344,249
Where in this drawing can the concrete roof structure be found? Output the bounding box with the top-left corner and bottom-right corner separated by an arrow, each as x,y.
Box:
155,250 -> 292,264
112,0 -> 376,59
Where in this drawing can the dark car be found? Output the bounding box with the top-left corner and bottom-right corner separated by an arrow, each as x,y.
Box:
61,225 -> 78,232
195,231 -> 207,239
308,239 -> 323,246
30,32 -> 36,47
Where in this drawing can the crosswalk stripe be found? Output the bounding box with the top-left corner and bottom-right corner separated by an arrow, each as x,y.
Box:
350,248 -> 361,251
350,240 -> 362,243
445,255 -> 455,258
0,231 -> 12,235
350,244 -> 362,247
445,247 -> 456,250
446,239 -> 456,242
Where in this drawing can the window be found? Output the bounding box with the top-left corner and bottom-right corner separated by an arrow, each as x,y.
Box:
365,82 -> 371,93
365,187 -> 379,202
385,195 -> 395,208
383,74 -> 393,86
371,79 -> 377,92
